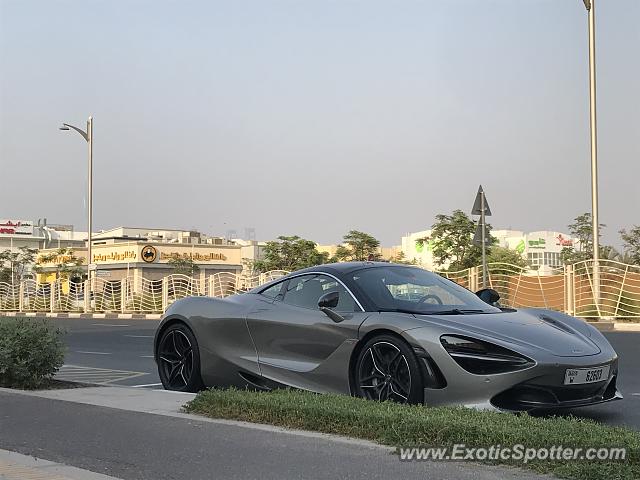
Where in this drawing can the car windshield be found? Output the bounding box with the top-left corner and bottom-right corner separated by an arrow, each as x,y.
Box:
351,266 -> 500,314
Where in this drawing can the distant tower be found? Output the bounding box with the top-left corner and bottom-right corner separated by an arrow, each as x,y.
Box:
226,229 -> 237,240
244,227 -> 256,241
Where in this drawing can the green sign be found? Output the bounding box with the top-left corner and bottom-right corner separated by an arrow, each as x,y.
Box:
528,238 -> 546,249
515,239 -> 526,254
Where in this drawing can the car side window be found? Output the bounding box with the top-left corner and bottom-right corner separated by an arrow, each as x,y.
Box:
260,281 -> 285,299
282,274 -> 359,312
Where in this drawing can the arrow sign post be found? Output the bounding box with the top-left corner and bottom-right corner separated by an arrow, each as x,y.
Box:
471,185 -> 491,288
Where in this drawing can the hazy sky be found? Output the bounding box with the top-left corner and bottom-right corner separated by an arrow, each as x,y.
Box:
1,0 -> 638,247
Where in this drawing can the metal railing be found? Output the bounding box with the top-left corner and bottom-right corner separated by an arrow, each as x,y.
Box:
1,262 -> 639,319
0,270 -> 289,314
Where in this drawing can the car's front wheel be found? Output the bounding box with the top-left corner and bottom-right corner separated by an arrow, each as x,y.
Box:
157,323 -> 204,392
353,334 -> 424,404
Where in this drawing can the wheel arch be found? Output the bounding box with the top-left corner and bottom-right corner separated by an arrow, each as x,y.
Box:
154,314 -> 195,357
348,328 -> 416,395
348,328 -> 446,395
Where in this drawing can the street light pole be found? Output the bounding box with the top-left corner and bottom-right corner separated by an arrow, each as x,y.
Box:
582,0 -> 601,306
60,116 -> 93,312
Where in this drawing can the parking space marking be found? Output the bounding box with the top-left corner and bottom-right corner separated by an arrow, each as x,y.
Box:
131,383 -> 163,388
140,355 -> 154,358
56,365 -> 147,385
123,335 -> 154,338
75,351 -> 111,355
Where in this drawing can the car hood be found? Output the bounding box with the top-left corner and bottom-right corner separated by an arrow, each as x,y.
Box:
411,309 -> 601,357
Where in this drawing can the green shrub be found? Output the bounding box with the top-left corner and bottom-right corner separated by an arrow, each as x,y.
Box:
0,318 -> 65,389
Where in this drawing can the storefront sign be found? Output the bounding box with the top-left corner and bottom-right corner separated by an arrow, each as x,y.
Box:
93,250 -> 138,263
528,238 -> 546,249
0,219 -> 33,235
160,252 -> 227,261
556,234 -> 573,247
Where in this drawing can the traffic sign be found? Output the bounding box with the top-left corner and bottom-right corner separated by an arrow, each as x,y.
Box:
471,185 -> 492,216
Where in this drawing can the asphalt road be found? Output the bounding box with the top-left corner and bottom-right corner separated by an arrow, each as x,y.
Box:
0,392 -> 547,480
48,318 -> 640,429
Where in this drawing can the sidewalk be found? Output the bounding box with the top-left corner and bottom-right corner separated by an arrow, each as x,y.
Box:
0,386 -> 555,480
0,448 -> 121,480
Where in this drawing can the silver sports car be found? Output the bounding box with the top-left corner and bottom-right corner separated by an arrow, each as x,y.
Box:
154,262 -> 622,411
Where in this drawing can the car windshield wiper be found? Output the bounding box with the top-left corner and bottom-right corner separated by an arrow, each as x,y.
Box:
377,308 -> 487,315
426,308 -> 486,315
377,308 -> 427,315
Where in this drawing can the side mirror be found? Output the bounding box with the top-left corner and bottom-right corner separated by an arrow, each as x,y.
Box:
318,291 -> 344,323
318,291 -> 339,309
476,288 -> 500,306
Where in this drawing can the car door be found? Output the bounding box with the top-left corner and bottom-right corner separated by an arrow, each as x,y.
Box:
247,273 -> 370,394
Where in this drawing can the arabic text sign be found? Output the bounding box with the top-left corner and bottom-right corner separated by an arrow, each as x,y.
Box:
0,219 -> 33,235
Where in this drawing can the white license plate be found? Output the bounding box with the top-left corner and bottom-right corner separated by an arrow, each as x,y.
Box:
564,365 -> 610,385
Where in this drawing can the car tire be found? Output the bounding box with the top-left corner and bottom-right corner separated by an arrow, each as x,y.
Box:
353,334 -> 424,404
156,323 -> 204,392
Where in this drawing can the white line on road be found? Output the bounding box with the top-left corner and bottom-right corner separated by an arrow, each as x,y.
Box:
124,335 -> 154,338
131,383 -> 163,388
632,393 -> 640,396
91,323 -> 130,327
153,389 -> 194,395
140,355 -> 155,358
75,351 -> 112,355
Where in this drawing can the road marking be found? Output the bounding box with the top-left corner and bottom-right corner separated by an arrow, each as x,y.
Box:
632,393 -> 640,396
140,355 -> 155,358
56,364 -> 147,385
153,389 -> 194,395
124,335 -> 154,338
75,351 -> 112,355
131,383 -> 163,388
91,323 -> 130,327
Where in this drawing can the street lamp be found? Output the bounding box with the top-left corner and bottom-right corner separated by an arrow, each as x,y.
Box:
59,116 -> 93,312
581,0 -> 600,307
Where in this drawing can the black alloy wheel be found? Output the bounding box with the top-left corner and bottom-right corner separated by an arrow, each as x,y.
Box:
157,323 -> 203,392
354,334 -> 424,404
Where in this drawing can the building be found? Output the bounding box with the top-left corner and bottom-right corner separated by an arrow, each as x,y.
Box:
400,229 -> 575,272
0,219 -> 87,253
34,226 -> 265,283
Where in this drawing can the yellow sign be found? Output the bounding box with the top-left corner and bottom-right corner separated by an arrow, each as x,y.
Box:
92,250 -> 137,263
160,252 -> 227,261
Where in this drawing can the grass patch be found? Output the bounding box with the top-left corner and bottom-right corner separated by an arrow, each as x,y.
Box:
185,388 -> 639,480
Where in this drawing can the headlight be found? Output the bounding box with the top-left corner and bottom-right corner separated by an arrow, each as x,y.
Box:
440,335 -> 534,375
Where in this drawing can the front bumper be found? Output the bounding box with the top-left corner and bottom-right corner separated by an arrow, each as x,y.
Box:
489,373 -> 623,411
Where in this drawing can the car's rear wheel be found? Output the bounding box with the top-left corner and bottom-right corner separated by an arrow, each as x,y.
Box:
353,334 -> 424,404
157,323 -> 204,392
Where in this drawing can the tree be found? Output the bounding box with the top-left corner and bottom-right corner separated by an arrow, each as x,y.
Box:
561,213 -> 607,265
333,230 -> 381,262
620,225 -> 640,265
33,248 -> 85,281
167,257 -> 200,276
389,251 -> 416,265
253,236 -> 329,273
0,247 -> 38,283
429,210 -> 496,271
485,246 -> 528,269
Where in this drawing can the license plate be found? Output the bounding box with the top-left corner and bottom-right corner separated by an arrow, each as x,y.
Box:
564,365 -> 610,385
